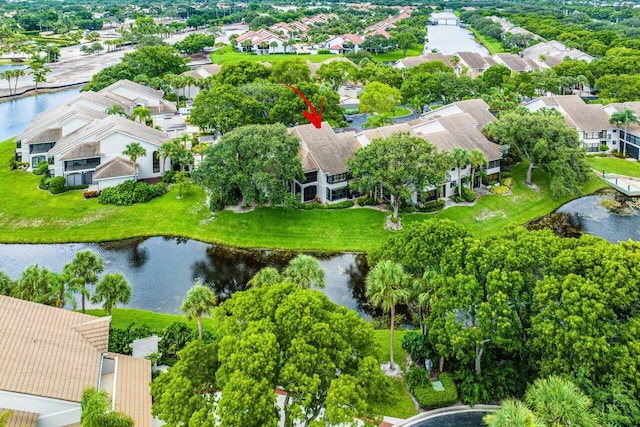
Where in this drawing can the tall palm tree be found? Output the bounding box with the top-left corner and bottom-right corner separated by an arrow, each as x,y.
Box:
11,68 -> 25,95
365,260 -> 410,370
29,61 -> 50,90
159,141 -> 179,174
525,376 -> 600,427
609,108 -> 640,157
182,74 -> 197,100
105,104 -> 126,116
1,69 -> 14,95
130,106 -> 151,125
468,148 -> 488,189
483,399 -> 543,427
12,264 -> 55,305
181,280 -> 217,339
51,272 -> 76,309
451,147 -> 469,197
92,273 -> 132,315
122,142 -> 147,163
283,254 -> 326,289
64,251 -> 104,313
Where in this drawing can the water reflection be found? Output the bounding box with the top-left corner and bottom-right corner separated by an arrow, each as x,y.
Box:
0,237 -> 372,317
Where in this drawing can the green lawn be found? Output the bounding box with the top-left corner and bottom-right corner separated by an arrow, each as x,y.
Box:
392,107 -> 413,117
587,156 -> 640,177
84,308 -> 215,331
210,45 -> 337,64
372,44 -> 423,63
0,140 -> 606,251
468,27 -> 505,55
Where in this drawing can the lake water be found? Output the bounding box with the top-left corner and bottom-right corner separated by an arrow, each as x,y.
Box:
0,237 -> 373,317
425,25 -> 490,55
0,88 -> 80,142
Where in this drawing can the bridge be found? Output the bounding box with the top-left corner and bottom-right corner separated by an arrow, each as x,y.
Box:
594,170 -> 640,197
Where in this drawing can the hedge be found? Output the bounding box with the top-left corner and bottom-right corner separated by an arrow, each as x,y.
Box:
98,180 -> 168,206
301,200 -> 354,210
412,372 -> 459,410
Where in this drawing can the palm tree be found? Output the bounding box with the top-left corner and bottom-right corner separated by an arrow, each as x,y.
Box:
64,251 -> 104,313
122,142 -> 147,163
0,271 -> 13,296
365,260 -> 410,370
525,376 -> 600,427
11,68 -> 24,95
483,399 -> 543,427
51,272 -> 76,309
182,74 -> 197,100
105,104 -> 126,116
0,410 -> 13,427
181,280 -> 217,339
1,69 -> 14,95
468,148 -> 488,189
159,141 -> 179,174
283,254 -> 326,289
92,273 -> 132,315
362,113 -> 393,129
12,264 -> 55,305
247,267 -> 282,288
270,40 -> 278,54
29,61 -> 50,90
451,147 -> 469,197
81,387 -> 133,427
609,108 -> 640,157
130,105 -> 151,125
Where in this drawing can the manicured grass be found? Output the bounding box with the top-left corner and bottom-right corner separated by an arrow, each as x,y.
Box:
392,106 -> 413,117
468,27 -> 505,55
587,156 -> 640,177
84,308 -> 215,331
369,377 -> 418,419
0,140 -> 607,251
210,45 -> 337,64
374,329 -> 409,372
372,44 -> 423,63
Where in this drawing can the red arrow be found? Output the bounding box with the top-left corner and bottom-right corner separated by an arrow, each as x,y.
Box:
286,85 -> 324,129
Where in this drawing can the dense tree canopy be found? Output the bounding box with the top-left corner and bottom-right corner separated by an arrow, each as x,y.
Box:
193,124 -> 303,208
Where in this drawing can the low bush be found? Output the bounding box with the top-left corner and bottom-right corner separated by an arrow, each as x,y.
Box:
412,373 -> 459,410
501,177 -> 512,187
33,161 -> 49,176
302,200 -> 354,210
162,170 -> 177,184
317,49 -> 330,54
461,187 -> 476,202
490,185 -> 509,195
83,189 -> 101,199
419,199 -> 445,212
500,170 -> 512,179
599,144 -> 609,152
407,365 -> 431,391
108,323 -> 155,354
357,195 -> 380,206
39,176 -> 50,190
98,180 -> 168,206
402,332 -> 430,366
49,176 -> 66,194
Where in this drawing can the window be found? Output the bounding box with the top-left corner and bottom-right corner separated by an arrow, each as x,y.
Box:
331,186 -> 349,201
487,160 -> 500,169
64,157 -> 101,172
29,142 -> 55,154
31,155 -> 46,168
303,185 -> 316,202
16,141 -> 21,149
450,182 -> 456,188
327,172 -> 348,184
304,171 -> 317,183
153,151 -> 160,173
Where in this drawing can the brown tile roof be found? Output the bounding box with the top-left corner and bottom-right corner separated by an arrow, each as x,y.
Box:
416,114 -> 503,161
71,91 -> 133,112
397,53 -> 453,68
288,123 -> 359,175
456,52 -> 490,70
341,34 -> 364,45
544,95 -> 611,131
59,141 -> 101,161
300,148 -> 319,173
106,353 -> 152,427
26,127 -> 62,144
98,79 -> 164,101
93,157 -> 137,180
0,409 -> 39,427
424,99 -> 495,130
0,296 -> 110,402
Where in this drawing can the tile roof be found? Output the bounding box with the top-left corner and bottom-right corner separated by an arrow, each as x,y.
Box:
396,53 -> 453,68
0,409 -> 38,427
107,353 -> 152,427
306,57 -> 359,77
288,123 -> 360,175
455,52 -> 491,70
0,296 -> 110,402
59,141 -> 101,161
98,79 -> 164,101
93,156 -> 137,180
49,115 -> 169,157
27,127 -> 62,144
544,95 -> 611,131
341,34 -> 364,45
17,103 -> 107,143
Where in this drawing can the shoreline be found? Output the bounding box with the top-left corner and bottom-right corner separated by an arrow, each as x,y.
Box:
0,81 -> 86,102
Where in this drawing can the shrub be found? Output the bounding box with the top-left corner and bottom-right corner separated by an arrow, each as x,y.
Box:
159,321 -> 195,364
49,176 -> 66,194
108,323 -> 155,354
413,373 -> 459,410
402,332 -> 430,366
418,199 -> 445,212
98,180 -> 168,206
83,189 -> 101,199
162,170 -> 176,183
501,177 -> 512,187
407,365 -> 431,391
33,161 -> 49,176
461,187 -> 476,202
302,200 -> 354,210
490,185 -> 509,195
599,144 -> 609,152
453,195 -> 465,203
500,170 -> 512,179
357,195 -> 380,206
39,176 -> 50,190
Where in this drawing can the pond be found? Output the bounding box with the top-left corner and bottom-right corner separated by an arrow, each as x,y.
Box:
0,88 -> 81,142
405,411 -> 488,427
425,24 -> 489,56
0,237 -> 374,317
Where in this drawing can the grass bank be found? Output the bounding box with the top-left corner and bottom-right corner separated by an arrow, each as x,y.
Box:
587,156 -> 640,177
210,45 -> 336,64
0,140 -> 606,251
89,307 -> 417,419
468,27 -> 505,55
372,44 -> 423,63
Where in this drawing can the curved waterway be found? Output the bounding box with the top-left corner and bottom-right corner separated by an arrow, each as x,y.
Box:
0,237 -> 373,317
0,88 -> 81,142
